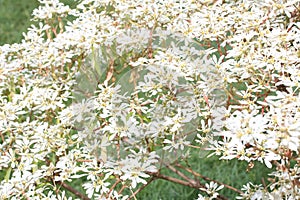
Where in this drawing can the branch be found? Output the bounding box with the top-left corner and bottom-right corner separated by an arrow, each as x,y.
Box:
175,163 -> 243,195
118,184 -> 127,195
107,179 -> 121,198
164,163 -> 198,186
56,181 -> 90,200
147,171 -> 202,189
147,171 -> 228,200
128,177 -> 155,200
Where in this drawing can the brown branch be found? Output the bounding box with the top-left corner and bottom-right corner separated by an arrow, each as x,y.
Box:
147,26 -> 155,58
128,177 -> 155,200
217,37 -> 222,56
147,171 -> 202,189
52,26 -> 58,37
0,131 -> 4,143
164,163 -> 198,186
107,179 -> 121,198
175,163 -> 243,195
105,59 -> 115,84
147,171 -> 227,200
261,177 -> 267,190
118,184 -> 127,195
56,181 -> 90,200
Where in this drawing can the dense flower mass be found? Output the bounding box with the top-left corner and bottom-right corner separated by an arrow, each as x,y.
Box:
0,0 -> 299,199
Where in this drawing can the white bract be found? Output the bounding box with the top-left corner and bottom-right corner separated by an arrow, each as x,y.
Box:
0,0 -> 299,199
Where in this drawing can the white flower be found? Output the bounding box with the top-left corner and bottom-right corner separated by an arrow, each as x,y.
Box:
1,0 -> 300,198
199,181 -> 224,199
83,175 -> 110,198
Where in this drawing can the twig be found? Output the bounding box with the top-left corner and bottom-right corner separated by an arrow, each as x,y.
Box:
76,159 -> 93,163
147,171 -> 228,200
118,184 -> 127,195
147,171 -> 203,189
56,181 -> 90,200
147,26 -> 155,58
128,177 -> 155,200
0,131 -> 4,143
261,177 -> 267,189
107,179 -> 121,198
175,163 -> 243,195
164,163 -> 198,186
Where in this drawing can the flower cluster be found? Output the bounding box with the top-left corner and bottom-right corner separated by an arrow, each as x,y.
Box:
0,0 -> 299,199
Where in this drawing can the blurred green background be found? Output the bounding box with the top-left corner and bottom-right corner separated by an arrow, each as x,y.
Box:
0,0 -> 39,45
0,0 -> 75,45
0,0 -> 272,199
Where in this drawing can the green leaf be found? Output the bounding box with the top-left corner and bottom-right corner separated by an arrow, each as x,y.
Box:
5,167 -> 12,182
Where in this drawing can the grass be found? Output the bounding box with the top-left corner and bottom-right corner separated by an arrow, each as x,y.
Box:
134,150 -> 272,199
0,0 -> 39,45
0,0 -> 76,45
0,1 -> 273,199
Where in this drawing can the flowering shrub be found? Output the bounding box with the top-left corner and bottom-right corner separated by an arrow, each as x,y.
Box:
0,0 -> 300,199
